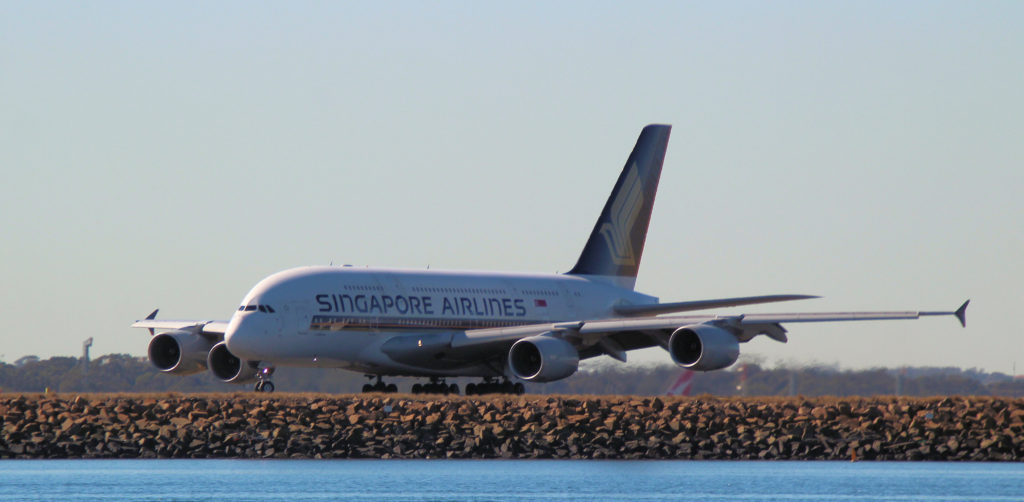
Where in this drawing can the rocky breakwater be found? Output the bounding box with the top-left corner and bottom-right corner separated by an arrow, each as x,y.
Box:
1,394 -> 1022,460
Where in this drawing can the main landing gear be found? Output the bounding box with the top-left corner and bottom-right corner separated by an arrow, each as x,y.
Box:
411,377 -> 458,395
465,378 -> 525,396
254,366 -> 275,393
357,375 -> 525,395
362,375 -> 399,394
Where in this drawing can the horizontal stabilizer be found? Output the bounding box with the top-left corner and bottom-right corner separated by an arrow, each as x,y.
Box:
614,294 -> 819,317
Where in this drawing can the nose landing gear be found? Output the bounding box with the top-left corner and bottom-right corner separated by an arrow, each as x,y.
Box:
254,366 -> 275,393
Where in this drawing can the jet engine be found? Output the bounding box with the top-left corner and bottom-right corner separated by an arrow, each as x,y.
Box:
147,330 -> 215,375
668,324 -> 740,371
508,335 -> 579,382
207,341 -> 259,384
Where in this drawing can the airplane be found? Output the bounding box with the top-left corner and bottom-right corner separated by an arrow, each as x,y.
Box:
133,124 -> 968,395
665,369 -> 696,397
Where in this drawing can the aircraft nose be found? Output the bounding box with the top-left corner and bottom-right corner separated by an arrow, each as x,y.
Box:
225,315 -> 264,361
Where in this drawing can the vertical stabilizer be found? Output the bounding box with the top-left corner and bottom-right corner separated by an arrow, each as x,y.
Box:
567,124 -> 671,289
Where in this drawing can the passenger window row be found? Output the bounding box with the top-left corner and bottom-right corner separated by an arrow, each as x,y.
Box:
411,286 -> 508,295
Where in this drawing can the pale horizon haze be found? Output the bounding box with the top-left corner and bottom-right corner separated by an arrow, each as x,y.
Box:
1,2 -> 1021,375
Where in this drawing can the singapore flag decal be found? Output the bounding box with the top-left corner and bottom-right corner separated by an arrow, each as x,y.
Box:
534,299 -> 548,308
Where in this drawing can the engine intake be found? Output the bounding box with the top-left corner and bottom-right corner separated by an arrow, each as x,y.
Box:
668,324 -> 739,371
508,335 -> 579,382
207,341 -> 259,384
148,330 -> 214,375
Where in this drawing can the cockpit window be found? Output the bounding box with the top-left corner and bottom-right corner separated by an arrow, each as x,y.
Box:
240,304 -> 275,313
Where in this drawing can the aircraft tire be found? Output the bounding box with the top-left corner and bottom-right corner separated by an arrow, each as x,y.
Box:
449,384 -> 459,395
386,383 -> 398,393
466,383 -> 476,395
262,382 -> 275,393
513,382 -> 524,395
412,383 -> 422,394
362,384 -> 373,393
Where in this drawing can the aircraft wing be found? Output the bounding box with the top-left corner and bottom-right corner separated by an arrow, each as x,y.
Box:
131,309 -> 228,337
449,300 -> 969,362
612,294 -> 819,316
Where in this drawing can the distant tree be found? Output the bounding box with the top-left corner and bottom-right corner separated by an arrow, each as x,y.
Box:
0,354 -> 1019,396
985,379 -> 1024,397
903,373 -> 988,396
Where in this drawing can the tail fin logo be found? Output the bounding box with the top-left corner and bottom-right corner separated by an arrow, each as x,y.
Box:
598,164 -> 644,266
567,124 -> 670,284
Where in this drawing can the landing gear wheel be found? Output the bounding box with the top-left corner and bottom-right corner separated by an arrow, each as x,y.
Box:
254,366 -> 276,393
363,375 -> 398,393
411,378 -> 460,395
468,379 -> 518,394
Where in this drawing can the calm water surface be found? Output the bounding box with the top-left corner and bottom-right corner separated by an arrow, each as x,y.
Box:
0,460 -> 1021,501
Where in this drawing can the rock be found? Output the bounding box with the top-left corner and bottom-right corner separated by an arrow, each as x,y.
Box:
1,394 -> 1022,460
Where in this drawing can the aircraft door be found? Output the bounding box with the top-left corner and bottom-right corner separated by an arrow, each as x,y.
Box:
298,301 -> 314,335
283,301 -> 311,336
268,306 -> 283,335
558,282 -> 579,317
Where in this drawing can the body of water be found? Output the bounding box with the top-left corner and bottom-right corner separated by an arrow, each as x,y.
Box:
0,460 -> 1021,501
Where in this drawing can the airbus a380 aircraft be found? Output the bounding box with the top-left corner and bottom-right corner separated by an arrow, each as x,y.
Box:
134,125 -> 968,394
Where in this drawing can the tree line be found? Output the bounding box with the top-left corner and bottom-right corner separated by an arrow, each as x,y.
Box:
1,354 -> 1022,397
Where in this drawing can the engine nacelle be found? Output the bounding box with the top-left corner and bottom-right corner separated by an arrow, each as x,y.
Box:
148,330 -> 215,376
508,336 -> 579,382
207,341 -> 259,384
668,324 -> 740,371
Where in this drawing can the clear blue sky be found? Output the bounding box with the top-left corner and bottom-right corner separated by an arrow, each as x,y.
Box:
1,1 -> 1021,373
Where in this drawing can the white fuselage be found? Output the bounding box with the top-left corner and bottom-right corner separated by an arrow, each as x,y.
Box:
224,266 -> 656,376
